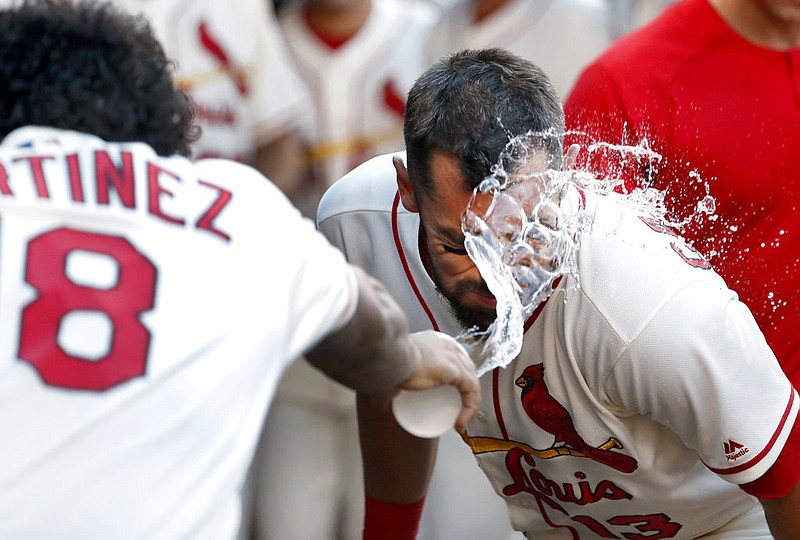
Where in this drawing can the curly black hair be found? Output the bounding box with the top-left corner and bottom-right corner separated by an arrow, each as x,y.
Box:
0,0 -> 196,156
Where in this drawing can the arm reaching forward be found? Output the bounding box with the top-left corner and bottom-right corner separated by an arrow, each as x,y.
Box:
305,265 -> 480,430
306,265 -> 477,539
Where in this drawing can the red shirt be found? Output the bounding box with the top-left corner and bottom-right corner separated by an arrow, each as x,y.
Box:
565,0 -> 800,387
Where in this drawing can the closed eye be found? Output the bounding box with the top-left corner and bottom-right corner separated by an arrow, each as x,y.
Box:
443,245 -> 468,256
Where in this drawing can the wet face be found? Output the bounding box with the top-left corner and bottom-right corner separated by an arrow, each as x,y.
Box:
399,151 -> 497,330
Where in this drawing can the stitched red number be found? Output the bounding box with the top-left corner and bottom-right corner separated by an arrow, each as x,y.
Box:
609,513 -> 682,540
640,217 -> 711,269
571,513 -> 681,539
18,227 -> 157,391
571,515 -> 618,537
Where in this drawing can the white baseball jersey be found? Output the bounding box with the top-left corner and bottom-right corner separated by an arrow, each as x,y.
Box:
0,127 -> 357,540
426,0 -> 612,97
317,153 -> 800,538
110,0 -> 310,162
279,0 -> 436,189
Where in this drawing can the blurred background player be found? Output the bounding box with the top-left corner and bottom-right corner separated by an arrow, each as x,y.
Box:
565,0 -> 800,388
0,2 -> 481,538
110,0 -> 310,199
425,0 -> 613,97
276,0 -> 436,215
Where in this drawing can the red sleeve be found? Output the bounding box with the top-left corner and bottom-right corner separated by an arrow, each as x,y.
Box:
740,409 -> 800,499
564,63 -> 650,194
363,495 -> 425,540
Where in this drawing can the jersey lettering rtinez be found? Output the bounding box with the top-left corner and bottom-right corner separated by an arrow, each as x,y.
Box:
0,127 -> 356,540
317,153 -> 800,539
111,0 -> 309,162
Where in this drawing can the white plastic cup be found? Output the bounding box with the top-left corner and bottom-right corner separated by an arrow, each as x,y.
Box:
391,384 -> 462,438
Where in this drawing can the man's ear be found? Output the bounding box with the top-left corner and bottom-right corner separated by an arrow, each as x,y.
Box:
393,155 -> 419,213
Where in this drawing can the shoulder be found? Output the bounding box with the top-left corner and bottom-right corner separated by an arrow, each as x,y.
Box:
193,157 -> 302,217
189,157 -> 269,191
317,152 -> 403,225
572,191 -> 728,341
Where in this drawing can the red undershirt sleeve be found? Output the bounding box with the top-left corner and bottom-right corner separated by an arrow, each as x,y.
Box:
363,495 -> 425,540
740,411 -> 800,498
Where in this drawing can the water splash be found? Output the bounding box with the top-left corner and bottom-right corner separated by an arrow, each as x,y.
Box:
459,131 -> 716,377
458,132 -> 585,376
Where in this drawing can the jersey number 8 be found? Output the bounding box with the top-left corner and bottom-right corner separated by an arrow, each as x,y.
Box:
18,227 -> 158,391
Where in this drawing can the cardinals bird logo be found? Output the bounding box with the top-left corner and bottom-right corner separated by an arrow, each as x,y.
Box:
516,364 -> 638,474
198,21 -> 249,96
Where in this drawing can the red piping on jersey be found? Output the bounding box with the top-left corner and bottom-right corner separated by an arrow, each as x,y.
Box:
405,194 -> 518,441
704,387 -> 796,475
392,192 -> 439,331
576,186 -> 587,208
493,284 -> 561,441
401,187 -> 569,441
492,369 -> 509,440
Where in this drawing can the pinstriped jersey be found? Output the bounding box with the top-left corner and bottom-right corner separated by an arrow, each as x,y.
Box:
317,153 -> 799,538
0,127 -> 356,539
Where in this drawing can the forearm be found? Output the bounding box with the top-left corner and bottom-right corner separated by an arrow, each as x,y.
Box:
761,482 -> 800,539
357,392 -> 438,503
306,267 -> 418,395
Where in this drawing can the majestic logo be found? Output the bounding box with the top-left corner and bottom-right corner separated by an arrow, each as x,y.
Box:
723,439 -> 749,461
515,363 -> 638,473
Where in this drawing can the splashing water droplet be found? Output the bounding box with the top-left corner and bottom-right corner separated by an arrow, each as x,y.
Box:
459,130 -> 717,377
697,195 -> 716,214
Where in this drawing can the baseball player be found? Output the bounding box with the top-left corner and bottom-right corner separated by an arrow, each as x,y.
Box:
279,0 -> 436,195
0,3 -> 479,539
317,49 -> 800,538
109,0 -> 310,196
425,0 -> 612,98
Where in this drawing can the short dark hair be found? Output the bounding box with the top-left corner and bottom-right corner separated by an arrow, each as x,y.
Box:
0,0 -> 196,156
404,48 -> 564,192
